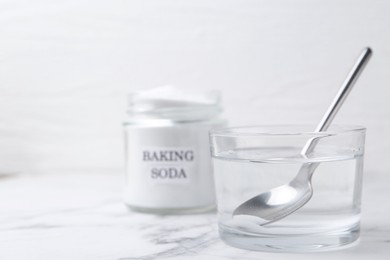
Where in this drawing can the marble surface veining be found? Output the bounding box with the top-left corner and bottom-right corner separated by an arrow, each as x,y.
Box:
0,172 -> 389,260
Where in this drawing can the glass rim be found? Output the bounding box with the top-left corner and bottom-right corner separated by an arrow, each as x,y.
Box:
210,124 -> 366,137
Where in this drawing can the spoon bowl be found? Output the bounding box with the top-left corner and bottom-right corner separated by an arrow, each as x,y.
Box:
233,163 -> 317,224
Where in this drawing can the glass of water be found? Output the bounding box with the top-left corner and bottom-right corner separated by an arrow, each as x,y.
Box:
209,125 -> 366,252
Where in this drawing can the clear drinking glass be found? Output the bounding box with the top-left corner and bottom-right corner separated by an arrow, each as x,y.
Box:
209,125 -> 366,252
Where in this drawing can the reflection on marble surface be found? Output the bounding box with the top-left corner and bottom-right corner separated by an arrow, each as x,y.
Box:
0,172 -> 389,260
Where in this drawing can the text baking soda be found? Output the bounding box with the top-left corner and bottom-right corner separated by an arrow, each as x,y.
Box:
144,149 -> 194,181
123,86 -> 226,214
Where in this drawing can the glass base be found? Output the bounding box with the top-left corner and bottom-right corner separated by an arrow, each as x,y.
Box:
126,204 -> 216,215
219,223 -> 360,253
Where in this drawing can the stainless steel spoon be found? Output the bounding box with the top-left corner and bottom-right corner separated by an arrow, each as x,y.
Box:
233,47 -> 372,225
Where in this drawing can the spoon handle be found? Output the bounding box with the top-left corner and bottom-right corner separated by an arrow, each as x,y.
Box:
302,47 -> 372,155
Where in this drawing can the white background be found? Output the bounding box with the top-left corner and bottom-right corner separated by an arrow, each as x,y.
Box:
0,0 -> 389,179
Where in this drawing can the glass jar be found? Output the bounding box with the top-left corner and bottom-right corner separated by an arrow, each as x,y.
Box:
210,125 -> 366,252
123,87 -> 226,214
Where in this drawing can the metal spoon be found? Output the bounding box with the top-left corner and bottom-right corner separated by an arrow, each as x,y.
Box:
233,47 -> 372,225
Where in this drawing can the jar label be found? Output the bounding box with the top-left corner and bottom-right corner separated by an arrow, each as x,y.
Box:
140,147 -> 196,184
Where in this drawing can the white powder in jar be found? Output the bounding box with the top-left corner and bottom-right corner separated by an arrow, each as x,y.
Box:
123,86 -> 227,213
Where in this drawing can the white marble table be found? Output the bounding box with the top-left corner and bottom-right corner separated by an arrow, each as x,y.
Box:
0,172 -> 389,260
